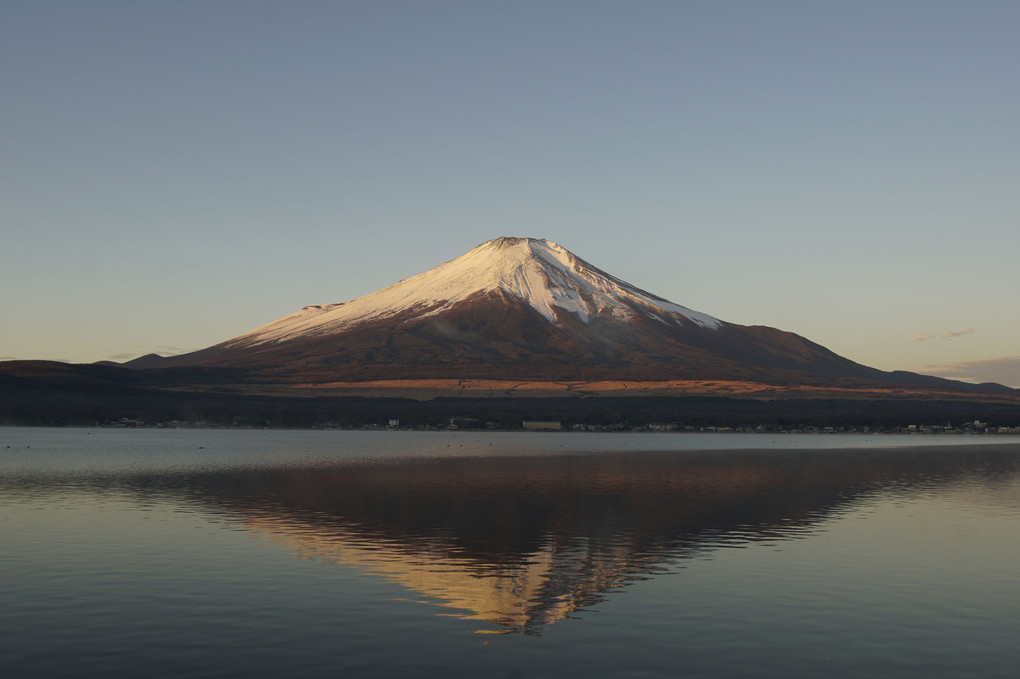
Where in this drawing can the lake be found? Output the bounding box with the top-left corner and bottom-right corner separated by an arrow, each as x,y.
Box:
2,428 -> 1019,678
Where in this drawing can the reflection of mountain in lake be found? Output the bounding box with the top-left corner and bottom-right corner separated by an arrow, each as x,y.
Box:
6,445 -> 1016,634
154,447 -> 1020,634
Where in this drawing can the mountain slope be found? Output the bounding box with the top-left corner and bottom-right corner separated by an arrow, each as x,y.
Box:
223,236 -> 721,347
125,237 -> 995,390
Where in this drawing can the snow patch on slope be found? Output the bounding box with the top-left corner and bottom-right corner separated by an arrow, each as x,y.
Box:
228,237 -> 721,346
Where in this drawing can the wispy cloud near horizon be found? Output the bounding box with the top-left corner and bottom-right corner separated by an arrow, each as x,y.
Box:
107,345 -> 189,362
913,328 -> 976,343
917,355 -> 1020,389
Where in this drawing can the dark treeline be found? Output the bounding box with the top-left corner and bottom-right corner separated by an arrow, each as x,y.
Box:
3,380 -> 1019,429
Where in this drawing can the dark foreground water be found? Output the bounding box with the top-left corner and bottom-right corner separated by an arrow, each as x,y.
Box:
2,429 -> 1019,678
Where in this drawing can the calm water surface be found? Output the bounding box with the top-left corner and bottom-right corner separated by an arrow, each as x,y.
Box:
2,428 -> 1019,678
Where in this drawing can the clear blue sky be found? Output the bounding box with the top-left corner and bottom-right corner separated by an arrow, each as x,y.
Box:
3,1 -> 1019,385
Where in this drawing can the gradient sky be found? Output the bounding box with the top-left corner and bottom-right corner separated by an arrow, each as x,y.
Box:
3,1 -> 1018,385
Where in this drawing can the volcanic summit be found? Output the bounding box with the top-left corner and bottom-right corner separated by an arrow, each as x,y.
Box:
130,236 -> 912,387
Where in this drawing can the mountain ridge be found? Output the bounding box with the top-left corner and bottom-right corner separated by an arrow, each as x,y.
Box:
108,237 -> 1012,395
221,236 -> 721,349
3,238 -> 1016,428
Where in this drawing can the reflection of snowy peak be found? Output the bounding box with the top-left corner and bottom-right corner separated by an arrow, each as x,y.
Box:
228,237 -> 720,348
172,450 -> 919,634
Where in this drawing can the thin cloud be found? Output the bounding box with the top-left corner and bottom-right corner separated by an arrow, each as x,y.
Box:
913,328 -> 976,342
106,353 -> 137,361
919,356 -> 1020,389
154,346 -> 187,356
108,346 -> 189,362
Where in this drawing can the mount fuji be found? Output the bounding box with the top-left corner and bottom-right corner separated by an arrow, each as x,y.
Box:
123,236 -> 964,391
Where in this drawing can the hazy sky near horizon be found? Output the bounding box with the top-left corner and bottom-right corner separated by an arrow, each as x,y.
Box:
3,1 -> 1019,385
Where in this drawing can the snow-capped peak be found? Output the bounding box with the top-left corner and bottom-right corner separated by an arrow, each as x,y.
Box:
227,237 -> 721,346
